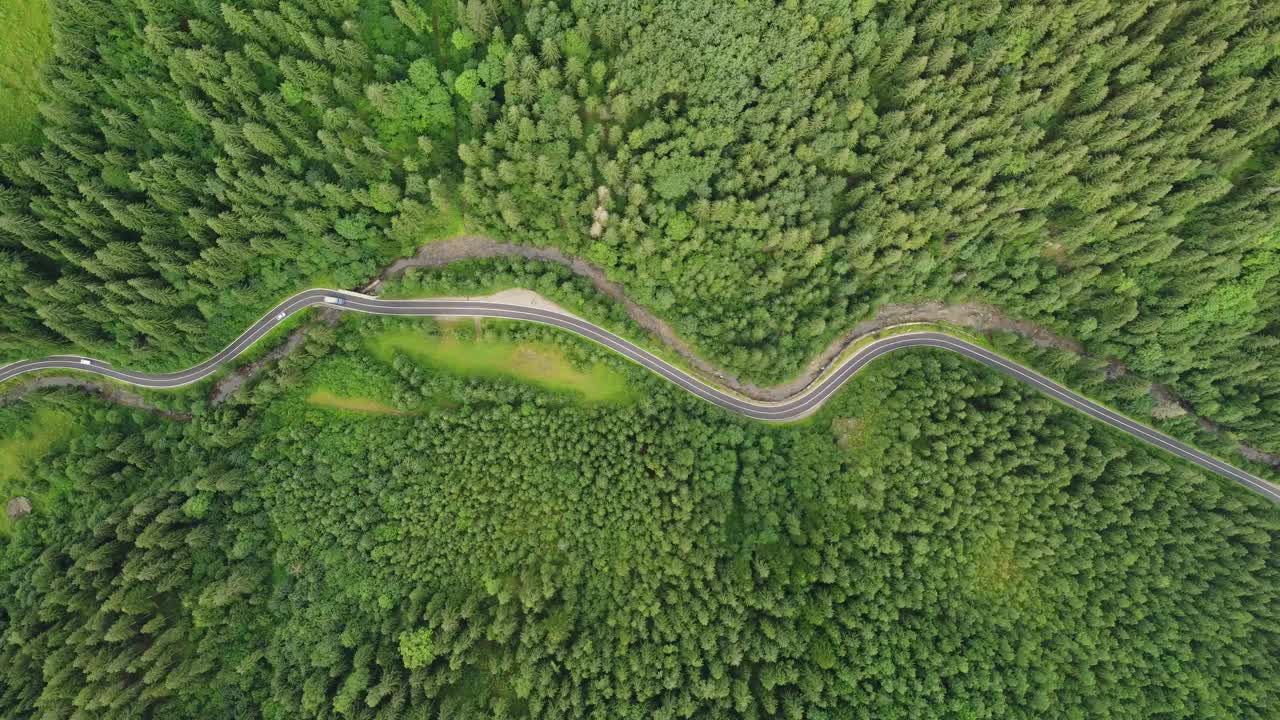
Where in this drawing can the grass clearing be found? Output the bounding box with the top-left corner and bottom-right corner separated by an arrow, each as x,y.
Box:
0,0 -> 54,143
299,354 -> 417,416
306,390 -> 405,415
830,417 -> 867,450
367,328 -> 632,403
0,404 -> 78,535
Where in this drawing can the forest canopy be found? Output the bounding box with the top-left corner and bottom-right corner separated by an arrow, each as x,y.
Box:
1,1 -> 1280,717
1,315 -> 1277,719
1,0 -> 1279,454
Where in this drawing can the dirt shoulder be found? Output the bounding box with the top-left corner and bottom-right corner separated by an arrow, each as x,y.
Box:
375,235 -> 1276,471
376,236 -> 1083,401
374,235 -> 711,378
8,234 -> 1275,473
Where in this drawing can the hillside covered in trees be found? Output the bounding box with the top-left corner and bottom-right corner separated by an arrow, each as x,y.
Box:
1,0 -> 1279,454
1,1 -> 1280,716
2,315 -> 1278,719
456,0 -> 1280,452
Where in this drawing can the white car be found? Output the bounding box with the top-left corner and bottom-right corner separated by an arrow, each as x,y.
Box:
323,296 -> 345,305
276,312 -> 286,321
79,359 -> 92,366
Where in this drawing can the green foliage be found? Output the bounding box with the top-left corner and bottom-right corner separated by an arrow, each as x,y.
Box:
334,214 -> 370,241
0,403 -> 78,535
2,336 -> 1277,719
456,0 -> 1280,455
3,4 -> 1280,715
397,627 -> 436,669
10,0 -> 1278,456
365,319 -> 634,404
0,397 -> 275,718
370,58 -> 456,153
383,257 -> 641,334
0,0 -> 455,369
304,352 -> 413,415
454,68 -> 480,103
451,28 -> 476,52
0,0 -> 53,143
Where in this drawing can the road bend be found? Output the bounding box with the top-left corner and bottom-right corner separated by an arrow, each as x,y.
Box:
2,289 -> 1277,504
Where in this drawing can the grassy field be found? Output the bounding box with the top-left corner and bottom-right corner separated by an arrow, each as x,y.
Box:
0,404 -> 77,535
300,353 -> 414,416
306,389 -> 405,415
367,327 -> 632,403
0,0 -> 53,143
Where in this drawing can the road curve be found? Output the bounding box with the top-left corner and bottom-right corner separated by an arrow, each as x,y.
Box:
2,288 -> 1278,504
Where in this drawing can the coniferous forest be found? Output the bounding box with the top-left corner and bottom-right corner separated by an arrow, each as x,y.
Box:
1,0 -> 1280,717
2,317 -> 1279,719
1,0 -> 1280,451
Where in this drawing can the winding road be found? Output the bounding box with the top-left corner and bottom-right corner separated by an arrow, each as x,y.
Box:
2,288 -> 1277,504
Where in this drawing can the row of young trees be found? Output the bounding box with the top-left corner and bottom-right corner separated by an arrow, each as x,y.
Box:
2,314 -> 1277,718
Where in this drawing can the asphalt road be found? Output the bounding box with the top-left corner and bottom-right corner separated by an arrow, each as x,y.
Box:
3,288 -> 1277,504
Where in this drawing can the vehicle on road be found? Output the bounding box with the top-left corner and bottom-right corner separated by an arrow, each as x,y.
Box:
276,311 -> 286,320
1,294 -> 1274,504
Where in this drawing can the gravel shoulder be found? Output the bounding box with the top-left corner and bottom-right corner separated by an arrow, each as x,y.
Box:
375,235 -> 1277,471
377,236 -> 1083,401
6,234 -> 1275,473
